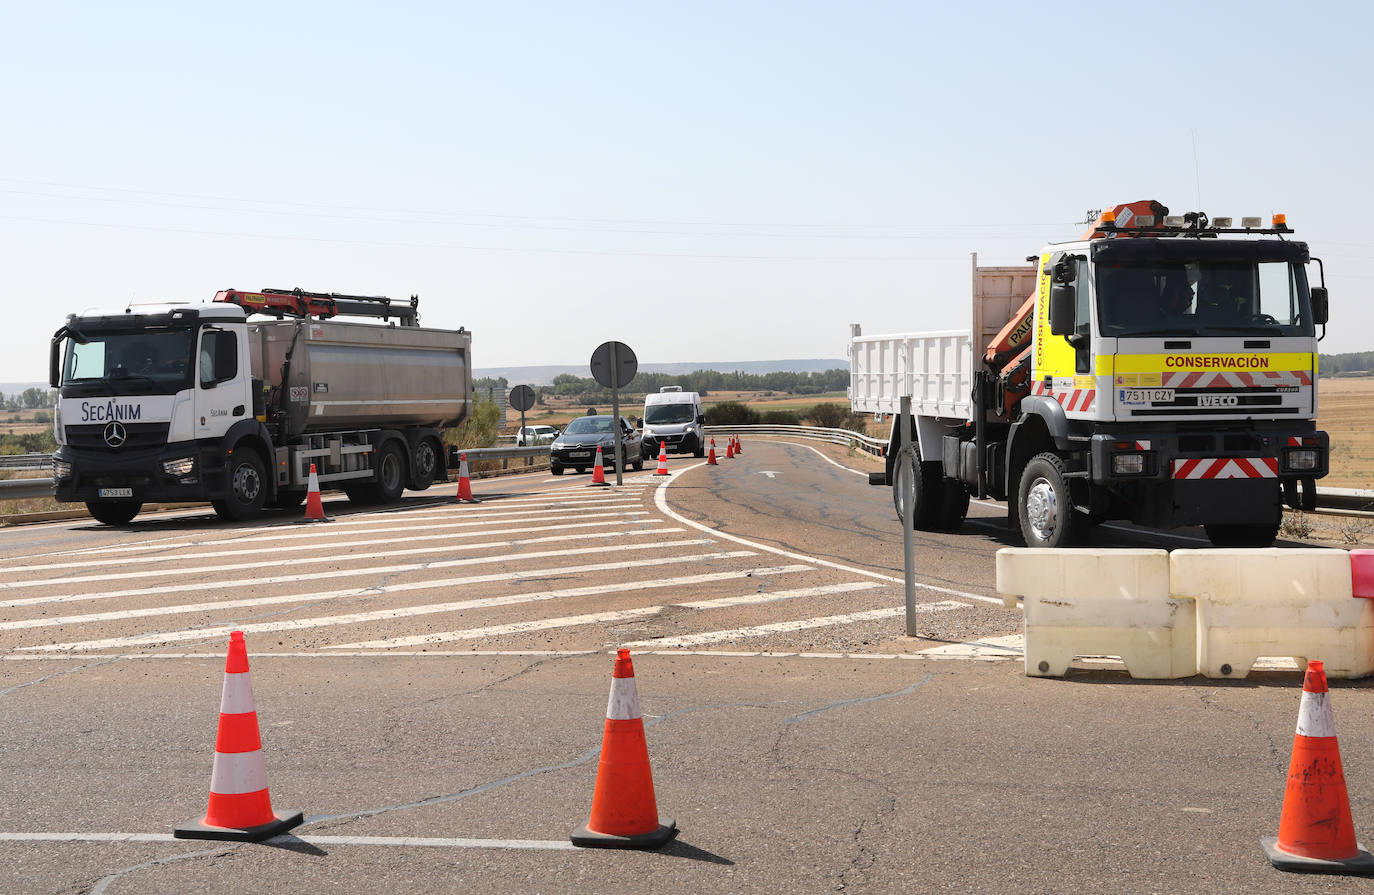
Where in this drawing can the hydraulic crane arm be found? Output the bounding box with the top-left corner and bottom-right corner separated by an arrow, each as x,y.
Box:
213,287 -> 420,325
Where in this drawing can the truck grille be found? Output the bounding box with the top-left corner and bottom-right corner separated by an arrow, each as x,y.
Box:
65,422 -> 170,450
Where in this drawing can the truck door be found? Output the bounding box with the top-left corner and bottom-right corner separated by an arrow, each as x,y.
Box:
194,326 -> 248,440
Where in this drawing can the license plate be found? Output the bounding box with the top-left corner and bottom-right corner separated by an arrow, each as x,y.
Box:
98,488 -> 133,498
568,451 -> 591,459
1119,388 -> 1174,405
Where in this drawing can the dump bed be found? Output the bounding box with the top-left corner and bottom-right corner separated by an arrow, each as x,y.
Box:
848,255 -> 1036,420
250,318 -> 472,438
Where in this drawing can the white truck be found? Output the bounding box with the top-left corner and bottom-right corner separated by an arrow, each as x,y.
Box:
849,202 -> 1330,547
50,288 -> 472,524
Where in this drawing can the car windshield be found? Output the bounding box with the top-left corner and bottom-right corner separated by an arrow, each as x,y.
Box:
62,327 -> 195,394
562,416 -> 614,436
1097,260 -> 1314,338
645,403 -> 695,425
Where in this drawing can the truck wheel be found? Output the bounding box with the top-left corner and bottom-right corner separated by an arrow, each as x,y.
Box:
1204,523 -> 1280,547
892,458 -> 942,530
1017,452 -> 1081,547
86,500 -> 142,525
370,441 -> 408,503
938,481 -> 970,530
408,437 -> 441,491
270,490 -> 306,509
214,451 -> 268,521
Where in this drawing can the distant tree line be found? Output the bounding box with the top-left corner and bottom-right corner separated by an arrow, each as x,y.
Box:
1,388 -> 55,411
543,368 -> 850,404
1320,351 -> 1374,376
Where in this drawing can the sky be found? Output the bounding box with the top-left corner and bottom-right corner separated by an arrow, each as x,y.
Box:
3,1 -> 1373,383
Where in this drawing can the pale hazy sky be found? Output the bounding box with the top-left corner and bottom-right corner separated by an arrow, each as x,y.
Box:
4,1 -> 1371,383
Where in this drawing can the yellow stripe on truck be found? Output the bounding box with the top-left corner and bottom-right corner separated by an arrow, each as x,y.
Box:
1096,353 -> 1315,375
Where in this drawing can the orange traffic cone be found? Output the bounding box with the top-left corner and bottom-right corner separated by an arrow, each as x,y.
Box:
589,446 -> 609,487
295,463 -> 331,524
707,439 -> 717,465
571,649 -> 677,850
1262,660 -> 1374,873
455,452 -> 479,503
734,435 -> 742,455
653,441 -> 670,476
725,438 -> 735,460
175,631 -> 303,842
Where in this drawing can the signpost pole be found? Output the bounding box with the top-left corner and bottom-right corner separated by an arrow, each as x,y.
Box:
609,343 -> 624,486
901,395 -> 918,636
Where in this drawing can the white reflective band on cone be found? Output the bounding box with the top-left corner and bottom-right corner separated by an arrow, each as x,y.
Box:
219,673 -> 257,715
460,458 -> 469,477
1296,691 -> 1336,738
308,470 -> 320,490
209,750 -> 269,795
605,676 -> 641,721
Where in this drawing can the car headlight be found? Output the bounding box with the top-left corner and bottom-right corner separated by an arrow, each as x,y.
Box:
1285,449 -> 1319,472
52,460 -> 72,480
162,456 -> 196,476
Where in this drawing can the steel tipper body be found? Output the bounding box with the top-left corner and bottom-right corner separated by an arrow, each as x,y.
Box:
50,288 -> 472,524
850,204 -> 1330,547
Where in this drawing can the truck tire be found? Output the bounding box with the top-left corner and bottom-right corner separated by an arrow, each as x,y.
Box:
369,441 -> 408,503
86,500 -> 141,525
1017,452 -> 1082,547
214,451 -> 268,521
892,457 -> 943,530
270,490 -> 306,509
408,437 -> 441,491
1204,523 -> 1280,547
938,481 -> 970,530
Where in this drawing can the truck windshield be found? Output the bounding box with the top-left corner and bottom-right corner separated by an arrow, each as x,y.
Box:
644,403 -> 695,425
62,328 -> 195,394
1096,260 -> 1314,338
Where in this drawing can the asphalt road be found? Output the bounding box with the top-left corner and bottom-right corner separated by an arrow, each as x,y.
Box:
1,438 -> 1369,894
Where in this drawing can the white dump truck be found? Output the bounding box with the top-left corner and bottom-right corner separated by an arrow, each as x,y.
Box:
50,288 -> 472,524
849,201 -> 1330,547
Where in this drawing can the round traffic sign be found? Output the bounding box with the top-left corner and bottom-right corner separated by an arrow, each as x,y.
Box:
589,341 -> 638,389
508,384 -> 535,412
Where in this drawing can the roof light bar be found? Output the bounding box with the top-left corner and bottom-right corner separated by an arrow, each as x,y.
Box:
1241,216 -> 1262,228
1163,215 -> 1185,227
1212,216 -> 1232,228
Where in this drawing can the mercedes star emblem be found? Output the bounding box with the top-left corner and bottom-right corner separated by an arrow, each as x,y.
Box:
103,420 -> 128,448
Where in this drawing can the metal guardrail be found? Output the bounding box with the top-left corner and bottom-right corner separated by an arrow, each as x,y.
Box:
0,453 -> 53,471
708,424 -> 888,456
0,478 -> 56,500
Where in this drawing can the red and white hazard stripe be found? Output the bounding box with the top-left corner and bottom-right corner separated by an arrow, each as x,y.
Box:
1032,382 -> 1096,412
1172,457 -> 1279,479
1161,370 -> 1311,389
1287,436 -> 1317,447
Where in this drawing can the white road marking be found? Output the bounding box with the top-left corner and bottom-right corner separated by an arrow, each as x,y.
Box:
623,601 -> 967,648
916,634 -> 1024,660
0,831 -> 577,850
24,558 -> 799,652
0,518 -> 658,575
758,470 -> 780,479
336,581 -> 887,649
3,527 -> 685,589
1,545 -> 740,630
0,538 -> 713,612
658,465 -> 1005,606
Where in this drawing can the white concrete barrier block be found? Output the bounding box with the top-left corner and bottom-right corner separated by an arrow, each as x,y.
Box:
1171,548 -> 1373,680
996,548 -> 1193,679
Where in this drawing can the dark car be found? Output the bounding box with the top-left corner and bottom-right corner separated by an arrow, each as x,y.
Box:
550,415 -> 644,475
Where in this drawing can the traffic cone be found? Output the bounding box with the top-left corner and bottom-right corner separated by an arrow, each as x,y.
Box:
1262,660 -> 1374,873
295,463 -> 331,524
734,435 -> 743,455
725,438 -> 735,460
455,453 -> 479,503
175,631 -> 303,842
571,649 -> 677,850
589,446 -> 609,487
654,441 -> 670,476
707,439 -> 718,465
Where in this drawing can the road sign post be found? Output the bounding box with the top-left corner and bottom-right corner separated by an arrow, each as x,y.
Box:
509,385 -> 535,458
899,395 -> 918,636
590,341 -> 638,487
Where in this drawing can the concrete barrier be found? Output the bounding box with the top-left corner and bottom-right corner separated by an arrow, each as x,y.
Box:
1172,548 -> 1374,680
996,548 -> 1195,678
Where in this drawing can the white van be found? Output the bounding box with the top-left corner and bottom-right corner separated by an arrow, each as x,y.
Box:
641,387 -> 707,459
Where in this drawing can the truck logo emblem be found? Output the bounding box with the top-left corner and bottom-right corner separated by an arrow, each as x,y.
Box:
103,421 -> 128,448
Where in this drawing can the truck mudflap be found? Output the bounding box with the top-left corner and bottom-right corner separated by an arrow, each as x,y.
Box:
53,440 -> 233,505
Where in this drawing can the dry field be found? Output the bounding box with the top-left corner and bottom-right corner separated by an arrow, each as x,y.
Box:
1316,378 -> 1374,489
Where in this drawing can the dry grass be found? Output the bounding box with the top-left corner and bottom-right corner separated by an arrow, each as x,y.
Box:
1317,378 -> 1374,489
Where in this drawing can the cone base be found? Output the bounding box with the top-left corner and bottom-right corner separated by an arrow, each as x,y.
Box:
1263,837 -> 1374,874
175,809 -> 304,843
293,517 -> 333,524
571,816 -> 677,850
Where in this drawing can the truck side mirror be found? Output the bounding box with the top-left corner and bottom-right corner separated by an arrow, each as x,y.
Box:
1049,283 -> 1076,336
1311,286 -> 1329,325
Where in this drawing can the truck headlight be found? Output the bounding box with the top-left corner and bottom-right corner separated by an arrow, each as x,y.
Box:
1112,453 -> 1146,475
1285,449 -> 1319,472
52,460 -> 72,480
162,456 -> 197,476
